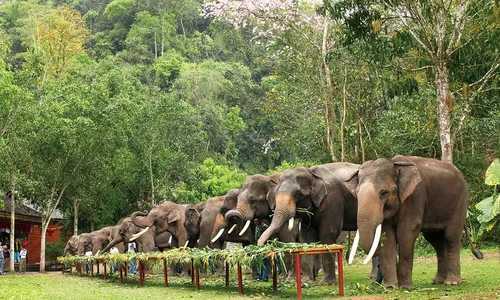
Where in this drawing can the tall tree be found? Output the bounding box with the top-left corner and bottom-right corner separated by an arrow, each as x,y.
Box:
381,0 -> 498,162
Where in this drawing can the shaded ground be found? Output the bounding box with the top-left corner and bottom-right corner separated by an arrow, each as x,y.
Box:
1,248 -> 499,299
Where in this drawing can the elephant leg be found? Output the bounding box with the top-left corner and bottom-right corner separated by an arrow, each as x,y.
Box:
422,231 -> 447,284
396,223 -> 419,289
319,222 -> 339,284
321,253 -> 336,284
301,255 -> 315,281
381,224 -> 397,288
444,229 -> 462,285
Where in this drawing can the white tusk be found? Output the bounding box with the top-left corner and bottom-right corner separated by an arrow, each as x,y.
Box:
197,239 -> 199,244
211,228 -> 225,243
228,224 -> 237,234
239,220 -> 251,236
348,230 -> 360,264
288,217 -> 294,231
298,221 -> 301,233
362,224 -> 382,265
96,250 -> 101,256
168,235 -> 172,245
183,240 -> 189,248
129,226 -> 150,242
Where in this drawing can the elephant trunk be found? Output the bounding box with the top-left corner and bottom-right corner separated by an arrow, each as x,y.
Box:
356,183 -> 384,264
257,192 -> 296,246
101,236 -> 123,253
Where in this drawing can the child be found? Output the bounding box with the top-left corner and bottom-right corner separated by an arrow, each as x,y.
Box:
19,246 -> 27,273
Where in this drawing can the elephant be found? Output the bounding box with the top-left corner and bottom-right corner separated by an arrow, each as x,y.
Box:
223,174 -> 319,281
207,189 -> 256,247
257,163 -> 360,283
126,201 -> 191,248
83,226 -> 126,255
101,211 -> 173,253
346,155 -> 468,289
64,234 -> 86,256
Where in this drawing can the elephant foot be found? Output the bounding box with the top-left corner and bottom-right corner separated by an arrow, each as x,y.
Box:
399,283 -> 413,290
444,275 -> 461,285
383,281 -> 397,289
432,275 -> 446,284
323,275 -> 337,285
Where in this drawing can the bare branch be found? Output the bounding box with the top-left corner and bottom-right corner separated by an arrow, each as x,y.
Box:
446,0 -> 470,55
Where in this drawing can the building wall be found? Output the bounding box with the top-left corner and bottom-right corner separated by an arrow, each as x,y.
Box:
26,223 -> 62,265
0,217 -> 63,265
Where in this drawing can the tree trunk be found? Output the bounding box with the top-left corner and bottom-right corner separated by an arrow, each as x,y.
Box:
40,221 -> 48,272
73,199 -> 79,236
154,31 -> 158,59
358,119 -> 365,162
340,67 -> 347,162
435,62 -> 453,162
321,19 -> 336,162
9,187 -> 15,272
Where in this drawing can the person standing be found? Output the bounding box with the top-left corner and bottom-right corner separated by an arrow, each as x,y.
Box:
110,246 -> 119,273
19,246 -> 27,273
0,243 -> 5,275
84,250 -> 93,274
127,242 -> 137,275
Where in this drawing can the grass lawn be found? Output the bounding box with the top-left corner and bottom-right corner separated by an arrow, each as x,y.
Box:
1,248 -> 499,300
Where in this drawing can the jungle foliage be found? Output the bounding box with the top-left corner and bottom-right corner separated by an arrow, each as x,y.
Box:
0,0 -> 498,244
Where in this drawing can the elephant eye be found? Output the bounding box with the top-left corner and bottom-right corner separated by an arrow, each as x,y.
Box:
379,189 -> 390,199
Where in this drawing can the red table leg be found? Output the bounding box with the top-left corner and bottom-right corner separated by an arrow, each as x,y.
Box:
295,253 -> 302,300
191,259 -> 195,285
337,249 -> 344,296
139,261 -> 145,287
163,259 -> 169,287
272,257 -> 278,292
237,263 -> 244,295
225,262 -> 229,287
195,266 -> 200,289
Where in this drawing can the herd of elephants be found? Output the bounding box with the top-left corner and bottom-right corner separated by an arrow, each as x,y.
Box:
64,155 -> 471,289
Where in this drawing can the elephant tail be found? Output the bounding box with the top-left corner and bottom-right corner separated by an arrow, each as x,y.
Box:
464,223 -> 484,260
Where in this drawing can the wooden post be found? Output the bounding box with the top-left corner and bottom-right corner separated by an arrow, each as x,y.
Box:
119,266 -> 123,283
139,261 -> 145,287
163,259 -> 169,287
191,259 -> 195,285
294,253 -> 302,300
337,249 -> 344,296
97,261 -> 100,275
195,266 -> 200,289
272,257 -> 278,292
237,263 -> 243,295
90,263 -> 94,276
225,262 -> 229,287
103,262 -> 107,278
124,262 -> 128,278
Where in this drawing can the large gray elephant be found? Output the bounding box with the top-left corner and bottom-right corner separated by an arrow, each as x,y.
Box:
346,155 -> 468,289
257,163 -> 360,283
126,201 -> 191,248
223,174 -> 319,280
102,212 -> 173,253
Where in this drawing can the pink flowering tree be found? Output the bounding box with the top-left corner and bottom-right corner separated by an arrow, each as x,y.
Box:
203,0 -> 341,161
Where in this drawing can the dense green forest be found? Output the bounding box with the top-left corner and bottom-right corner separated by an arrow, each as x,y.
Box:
0,0 -> 498,243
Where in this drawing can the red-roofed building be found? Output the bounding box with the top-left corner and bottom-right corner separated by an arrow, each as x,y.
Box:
0,196 -> 64,270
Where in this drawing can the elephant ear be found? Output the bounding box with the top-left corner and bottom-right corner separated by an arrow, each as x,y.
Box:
265,173 -> 280,210
393,159 -> 422,203
266,185 -> 277,210
310,167 -> 328,208
185,207 -> 201,226
343,169 -> 359,197
167,210 -> 181,225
